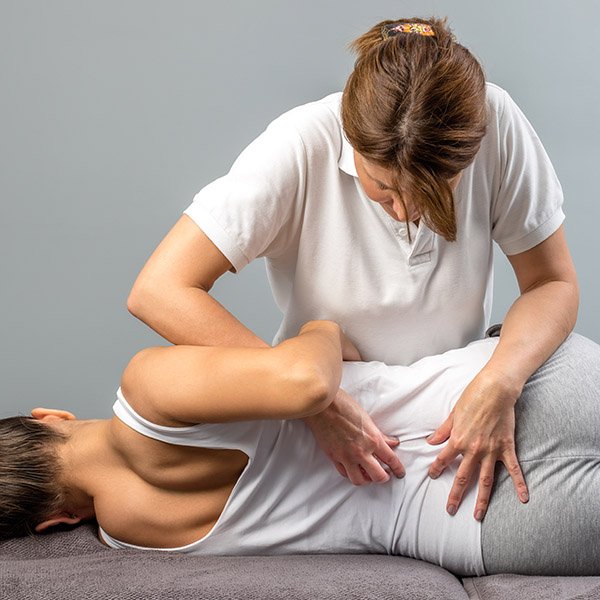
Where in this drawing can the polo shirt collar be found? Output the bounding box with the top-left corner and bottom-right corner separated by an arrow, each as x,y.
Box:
333,94 -> 358,177
338,131 -> 358,178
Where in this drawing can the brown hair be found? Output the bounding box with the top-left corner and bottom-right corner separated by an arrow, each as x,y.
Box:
0,416 -> 68,540
341,16 -> 488,241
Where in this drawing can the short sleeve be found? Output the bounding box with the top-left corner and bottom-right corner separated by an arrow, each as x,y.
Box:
491,89 -> 565,256
183,116 -> 307,273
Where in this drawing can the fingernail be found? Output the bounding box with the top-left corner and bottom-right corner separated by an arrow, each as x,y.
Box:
475,509 -> 484,521
447,504 -> 457,516
429,472 -> 438,480
426,434 -> 434,442
520,492 -> 529,502
397,470 -> 406,479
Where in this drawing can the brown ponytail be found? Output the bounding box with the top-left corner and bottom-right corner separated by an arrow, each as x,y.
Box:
341,16 -> 488,241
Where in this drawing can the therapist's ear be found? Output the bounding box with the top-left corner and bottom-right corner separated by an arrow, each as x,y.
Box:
30,408 -> 77,422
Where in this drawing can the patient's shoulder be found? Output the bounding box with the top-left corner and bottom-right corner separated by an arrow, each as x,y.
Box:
119,349 -> 193,428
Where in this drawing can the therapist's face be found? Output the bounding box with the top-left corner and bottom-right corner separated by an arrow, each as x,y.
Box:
354,151 -> 463,223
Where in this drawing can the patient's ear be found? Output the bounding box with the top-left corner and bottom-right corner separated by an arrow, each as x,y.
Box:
35,512 -> 83,533
30,408 -> 77,422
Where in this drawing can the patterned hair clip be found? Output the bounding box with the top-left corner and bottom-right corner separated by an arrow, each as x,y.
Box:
381,22 -> 436,39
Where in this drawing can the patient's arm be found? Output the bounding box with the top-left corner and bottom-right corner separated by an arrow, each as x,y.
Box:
120,320 -> 344,424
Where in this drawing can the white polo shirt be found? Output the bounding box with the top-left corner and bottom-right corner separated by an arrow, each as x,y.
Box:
184,83 -> 565,365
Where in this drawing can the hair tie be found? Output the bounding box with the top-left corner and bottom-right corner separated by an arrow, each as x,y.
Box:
381,22 -> 436,39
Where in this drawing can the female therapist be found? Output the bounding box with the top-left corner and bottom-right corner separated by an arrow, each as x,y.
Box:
127,17 -> 579,524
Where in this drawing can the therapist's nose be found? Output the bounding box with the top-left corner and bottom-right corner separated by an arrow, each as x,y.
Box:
391,197 -> 419,222
391,198 -> 404,219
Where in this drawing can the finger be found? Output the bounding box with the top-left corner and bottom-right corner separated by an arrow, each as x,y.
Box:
474,455 -> 497,521
359,465 -> 373,483
501,449 -> 529,503
374,444 -> 406,478
360,455 -> 391,483
427,414 -> 454,445
428,443 -> 460,479
335,462 -> 348,479
385,435 -> 400,447
346,464 -> 370,486
446,456 -> 477,516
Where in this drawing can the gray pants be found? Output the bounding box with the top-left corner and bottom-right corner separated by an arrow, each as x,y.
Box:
481,332 -> 600,575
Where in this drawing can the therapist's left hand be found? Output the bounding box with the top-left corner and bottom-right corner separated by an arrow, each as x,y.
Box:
426,369 -> 529,521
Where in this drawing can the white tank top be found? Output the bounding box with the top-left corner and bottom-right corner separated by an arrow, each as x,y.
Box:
99,338 -> 498,577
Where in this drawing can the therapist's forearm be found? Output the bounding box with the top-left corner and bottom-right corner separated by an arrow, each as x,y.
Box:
128,286 -> 271,348
480,280 -> 579,396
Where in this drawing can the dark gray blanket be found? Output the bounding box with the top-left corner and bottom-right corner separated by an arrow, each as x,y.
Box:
0,523 -> 468,600
1,523 -> 600,599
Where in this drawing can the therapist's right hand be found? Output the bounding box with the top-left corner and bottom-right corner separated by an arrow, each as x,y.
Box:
303,388 -> 406,485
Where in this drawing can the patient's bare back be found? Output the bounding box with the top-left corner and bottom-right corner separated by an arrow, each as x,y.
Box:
95,415 -> 248,548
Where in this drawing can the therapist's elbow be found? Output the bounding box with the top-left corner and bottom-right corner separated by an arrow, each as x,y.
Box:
565,278 -> 580,332
552,272 -> 580,334
127,278 -> 163,322
127,281 -> 145,319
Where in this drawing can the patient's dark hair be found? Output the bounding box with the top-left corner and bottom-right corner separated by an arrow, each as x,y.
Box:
0,416 -> 67,540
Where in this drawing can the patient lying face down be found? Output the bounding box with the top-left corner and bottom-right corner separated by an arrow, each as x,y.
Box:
1,323 -> 599,578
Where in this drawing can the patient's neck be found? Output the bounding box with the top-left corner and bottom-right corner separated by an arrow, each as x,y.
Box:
53,419 -> 122,517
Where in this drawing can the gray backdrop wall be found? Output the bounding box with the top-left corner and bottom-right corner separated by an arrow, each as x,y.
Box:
2,1 -> 598,418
